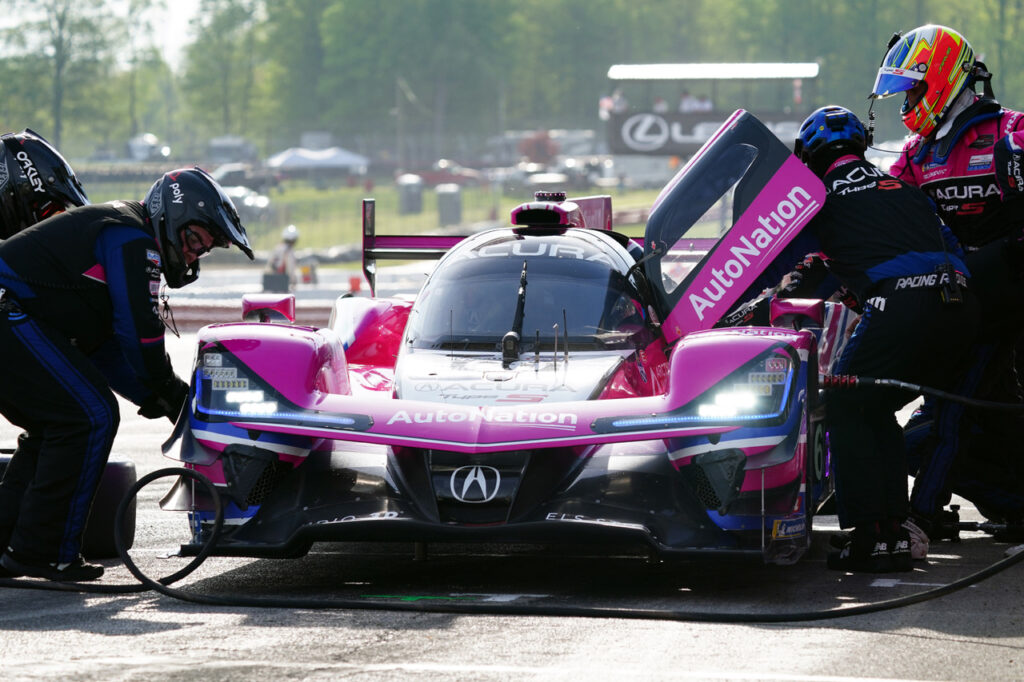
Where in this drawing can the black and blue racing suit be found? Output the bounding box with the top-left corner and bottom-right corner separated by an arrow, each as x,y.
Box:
727,154 -> 980,528
0,201 -> 186,565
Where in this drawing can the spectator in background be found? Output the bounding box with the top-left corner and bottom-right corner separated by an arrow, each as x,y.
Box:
610,88 -> 629,113
265,224 -> 300,292
679,90 -> 700,112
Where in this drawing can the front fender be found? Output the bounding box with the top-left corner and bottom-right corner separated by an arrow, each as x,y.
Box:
196,321 -> 350,400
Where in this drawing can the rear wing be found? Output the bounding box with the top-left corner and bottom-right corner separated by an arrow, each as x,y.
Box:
361,193 -> 621,296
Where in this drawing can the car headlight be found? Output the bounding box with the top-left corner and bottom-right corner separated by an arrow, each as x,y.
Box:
591,347 -> 796,433
193,346 -> 371,431
691,352 -> 792,421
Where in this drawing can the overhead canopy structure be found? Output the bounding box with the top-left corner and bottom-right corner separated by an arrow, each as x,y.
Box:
607,62 -> 820,81
265,146 -> 369,171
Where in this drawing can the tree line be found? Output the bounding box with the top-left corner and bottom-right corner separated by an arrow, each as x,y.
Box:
1,0 -> 1021,166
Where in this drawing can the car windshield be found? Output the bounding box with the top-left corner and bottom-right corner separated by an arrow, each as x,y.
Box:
405,246 -> 645,352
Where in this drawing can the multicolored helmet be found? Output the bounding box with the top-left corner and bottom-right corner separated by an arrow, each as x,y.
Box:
795,105 -> 867,174
870,24 -> 976,138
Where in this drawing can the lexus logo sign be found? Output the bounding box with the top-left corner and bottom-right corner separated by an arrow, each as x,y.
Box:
621,113 -> 670,152
450,465 -> 501,503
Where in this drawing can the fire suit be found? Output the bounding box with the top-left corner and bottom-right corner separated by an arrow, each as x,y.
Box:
726,154 -> 979,528
888,93 -> 1024,523
797,156 -> 980,527
0,201 -> 187,565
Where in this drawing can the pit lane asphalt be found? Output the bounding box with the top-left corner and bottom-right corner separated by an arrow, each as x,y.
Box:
2,288 -> 1024,680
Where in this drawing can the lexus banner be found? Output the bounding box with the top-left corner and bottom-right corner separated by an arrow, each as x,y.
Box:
607,111 -> 801,156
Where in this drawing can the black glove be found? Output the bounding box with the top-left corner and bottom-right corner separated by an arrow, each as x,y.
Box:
137,374 -> 189,423
715,289 -> 775,327
994,135 -> 1024,199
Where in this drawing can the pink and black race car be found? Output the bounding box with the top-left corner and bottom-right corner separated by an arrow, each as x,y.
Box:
162,111 -> 853,565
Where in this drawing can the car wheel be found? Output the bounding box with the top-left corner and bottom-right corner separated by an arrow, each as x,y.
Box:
0,454 -> 137,559
805,419 -> 827,529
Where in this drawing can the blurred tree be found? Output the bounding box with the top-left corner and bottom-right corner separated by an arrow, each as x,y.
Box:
262,0 -> 331,141
0,0 -> 114,148
181,0 -> 263,137
1,0 -> 1023,164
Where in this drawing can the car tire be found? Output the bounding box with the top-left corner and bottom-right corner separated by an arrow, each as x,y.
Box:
0,454 -> 137,559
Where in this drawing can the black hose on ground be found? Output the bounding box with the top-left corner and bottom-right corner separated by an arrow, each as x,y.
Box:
0,467 -> 223,595
98,468 -> 1023,622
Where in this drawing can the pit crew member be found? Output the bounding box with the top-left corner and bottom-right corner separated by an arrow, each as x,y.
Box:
0,167 -> 254,581
0,128 -> 89,239
786,105 -> 979,572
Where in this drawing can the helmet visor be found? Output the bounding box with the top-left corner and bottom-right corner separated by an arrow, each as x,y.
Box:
871,66 -> 924,99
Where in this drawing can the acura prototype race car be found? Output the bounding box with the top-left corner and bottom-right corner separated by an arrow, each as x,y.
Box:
162,111 -> 854,565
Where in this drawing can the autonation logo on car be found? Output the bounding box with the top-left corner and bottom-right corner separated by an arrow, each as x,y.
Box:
665,156 -> 825,339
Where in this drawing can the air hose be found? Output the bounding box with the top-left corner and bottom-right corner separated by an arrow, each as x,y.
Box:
0,467 -> 222,596
3,466 -> 1018,623
821,374 -> 1024,411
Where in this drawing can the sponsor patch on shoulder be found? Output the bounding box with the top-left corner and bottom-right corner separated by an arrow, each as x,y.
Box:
968,154 -> 993,171
146,249 -> 161,266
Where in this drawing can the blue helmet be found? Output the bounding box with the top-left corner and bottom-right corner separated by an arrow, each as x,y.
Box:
795,105 -> 868,171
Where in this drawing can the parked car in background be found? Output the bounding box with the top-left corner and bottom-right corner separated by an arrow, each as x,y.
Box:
222,185 -> 273,224
127,133 -> 170,162
211,163 -> 282,194
411,159 -> 483,186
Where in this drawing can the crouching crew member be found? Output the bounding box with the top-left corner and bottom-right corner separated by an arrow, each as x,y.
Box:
0,167 -> 253,581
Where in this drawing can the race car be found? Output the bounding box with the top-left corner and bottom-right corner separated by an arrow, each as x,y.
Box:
162,110 -> 844,565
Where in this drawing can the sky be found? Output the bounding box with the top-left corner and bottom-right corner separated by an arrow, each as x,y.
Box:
148,0 -> 200,70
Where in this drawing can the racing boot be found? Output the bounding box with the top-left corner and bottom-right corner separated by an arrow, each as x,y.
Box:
0,550 -> 104,582
827,522 -> 893,573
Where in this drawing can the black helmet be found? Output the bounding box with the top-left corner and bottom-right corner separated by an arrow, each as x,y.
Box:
144,167 -> 254,288
0,129 -> 89,238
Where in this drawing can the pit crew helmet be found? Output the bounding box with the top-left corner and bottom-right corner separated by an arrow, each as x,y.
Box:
0,129 -> 89,238
871,24 -> 976,138
795,105 -> 867,176
145,167 -> 254,288
281,224 -> 299,244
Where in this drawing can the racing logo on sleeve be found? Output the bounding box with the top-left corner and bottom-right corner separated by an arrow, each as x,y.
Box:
146,249 -> 162,267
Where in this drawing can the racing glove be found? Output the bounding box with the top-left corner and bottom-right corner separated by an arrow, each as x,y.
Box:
715,289 -> 775,327
137,373 -> 189,423
994,135 -> 1024,199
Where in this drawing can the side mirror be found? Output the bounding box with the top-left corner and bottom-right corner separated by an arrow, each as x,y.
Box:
242,293 -> 296,323
769,297 -> 824,329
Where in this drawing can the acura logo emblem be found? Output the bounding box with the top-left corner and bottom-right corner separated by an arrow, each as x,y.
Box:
450,465 -> 501,503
